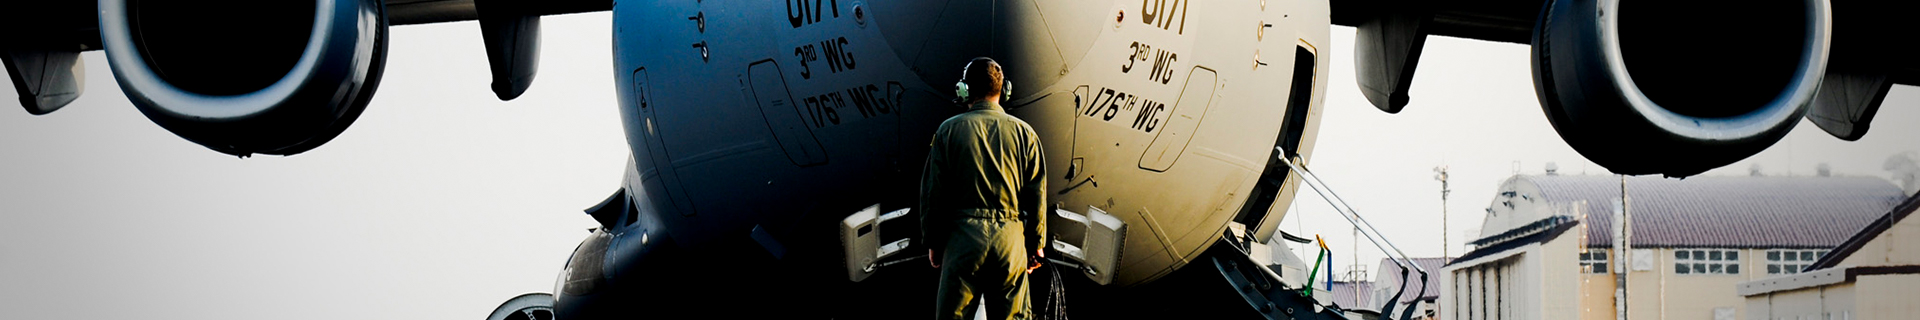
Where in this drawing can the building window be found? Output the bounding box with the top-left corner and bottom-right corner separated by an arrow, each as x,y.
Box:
1673,249 -> 1740,275
1765,249 -> 1828,274
1579,249 -> 1608,274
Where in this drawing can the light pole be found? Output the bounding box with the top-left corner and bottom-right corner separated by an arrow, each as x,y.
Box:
1434,166 -> 1450,258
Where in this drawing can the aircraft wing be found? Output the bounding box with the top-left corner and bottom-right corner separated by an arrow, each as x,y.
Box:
0,0 -> 611,50
1330,0 -> 1919,175
1331,0 -> 1537,45
387,0 -> 610,26
1,0 -> 612,155
1329,0 -> 1917,81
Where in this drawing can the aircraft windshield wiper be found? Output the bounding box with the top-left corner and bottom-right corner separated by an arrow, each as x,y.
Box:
1275,147 -> 1430,320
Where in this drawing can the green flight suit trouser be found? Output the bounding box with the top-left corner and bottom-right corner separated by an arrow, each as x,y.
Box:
935,215 -> 1030,320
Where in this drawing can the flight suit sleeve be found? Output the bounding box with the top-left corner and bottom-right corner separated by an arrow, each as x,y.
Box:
1020,126 -> 1047,253
919,128 -> 950,251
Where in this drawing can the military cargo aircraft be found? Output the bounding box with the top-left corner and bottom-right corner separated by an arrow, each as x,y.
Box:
3,0 -> 1907,319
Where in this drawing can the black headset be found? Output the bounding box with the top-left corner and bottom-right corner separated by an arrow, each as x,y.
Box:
955,58 -> 1012,103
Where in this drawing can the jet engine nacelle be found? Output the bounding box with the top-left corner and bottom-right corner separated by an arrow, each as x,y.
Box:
98,0 -> 388,156
1532,0 -> 1829,177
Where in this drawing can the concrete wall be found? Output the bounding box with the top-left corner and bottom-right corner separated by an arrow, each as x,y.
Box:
1854,274 -> 1920,319
1742,290 -> 1771,320
1451,174 -> 1908,320
1743,209 -> 1920,320
1439,233 -> 1582,320
1747,283 -> 1846,320
1836,210 -> 1920,268
1541,233 -> 1581,320
1578,271 -> 1615,320
1821,281 -> 1855,320
1444,246 -> 1532,320
1443,256 -> 1459,320
1442,177 -> 1585,320
1457,244 -> 1788,320
1623,248 -> 1773,320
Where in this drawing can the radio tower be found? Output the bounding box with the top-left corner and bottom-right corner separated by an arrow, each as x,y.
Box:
1434,166 -> 1451,258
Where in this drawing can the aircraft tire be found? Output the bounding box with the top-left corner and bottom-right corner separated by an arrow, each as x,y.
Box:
487,293 -> 556,320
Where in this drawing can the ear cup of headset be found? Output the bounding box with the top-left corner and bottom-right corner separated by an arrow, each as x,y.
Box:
1001,80 -> 1013,102
955,81 -> 970,101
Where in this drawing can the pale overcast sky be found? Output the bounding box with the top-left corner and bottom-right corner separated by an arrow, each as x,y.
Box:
3,12 -> 1916,320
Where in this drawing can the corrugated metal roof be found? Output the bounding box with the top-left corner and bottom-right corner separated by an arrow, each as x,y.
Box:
1518,175 -> 1905,248
1374,257 -> 1451,304
1328,281 -> 1374,310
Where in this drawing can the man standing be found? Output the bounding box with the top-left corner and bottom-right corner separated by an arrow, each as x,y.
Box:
921,57 -> 1047,320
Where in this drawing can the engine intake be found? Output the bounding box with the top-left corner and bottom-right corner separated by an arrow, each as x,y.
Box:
1532,0 -> 1829,177
100,0 -> 388,156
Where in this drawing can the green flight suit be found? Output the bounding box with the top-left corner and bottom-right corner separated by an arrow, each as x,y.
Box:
920,100 -> 1047,320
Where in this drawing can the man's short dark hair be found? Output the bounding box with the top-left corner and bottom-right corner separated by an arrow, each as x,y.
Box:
963,57 -> 1003,102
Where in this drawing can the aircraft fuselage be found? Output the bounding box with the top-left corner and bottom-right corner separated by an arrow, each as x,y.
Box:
557,0 -> 1330,317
